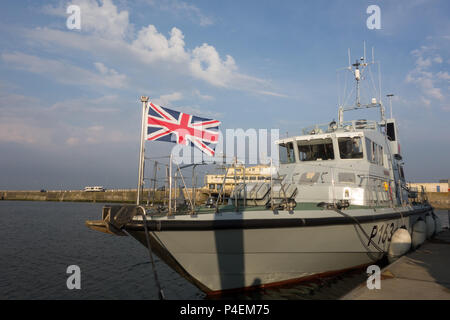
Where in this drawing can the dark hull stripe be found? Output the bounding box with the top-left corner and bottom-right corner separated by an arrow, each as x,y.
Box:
125,207 -> 431,231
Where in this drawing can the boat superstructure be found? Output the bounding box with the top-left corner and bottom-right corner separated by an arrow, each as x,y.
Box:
86,45 -> 435,294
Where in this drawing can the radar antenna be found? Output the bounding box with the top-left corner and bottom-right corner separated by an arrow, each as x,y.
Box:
337,42 -> 385,126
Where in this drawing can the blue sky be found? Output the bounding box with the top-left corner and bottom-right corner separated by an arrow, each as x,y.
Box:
0,0 -> 449,189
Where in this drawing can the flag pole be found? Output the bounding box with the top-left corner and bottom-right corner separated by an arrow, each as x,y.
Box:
168,153 -> 173,215
137,96 -> 149,205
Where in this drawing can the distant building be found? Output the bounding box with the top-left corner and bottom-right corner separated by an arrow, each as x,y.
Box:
408,182 -> 449,193
201,164 -> 276,196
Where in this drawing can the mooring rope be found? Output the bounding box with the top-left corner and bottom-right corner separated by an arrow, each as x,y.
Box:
332,207 -> 385,253
138,206 -> 165,300
398,209 -> 407,228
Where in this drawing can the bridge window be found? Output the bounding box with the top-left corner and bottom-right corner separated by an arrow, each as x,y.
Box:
365,137 -> 372,162
387,122 -> 396,141
365,138 -> 384,165
297,138 -> 334,161
399,165 -> 405,180
378,145 -> 384,166
372,142 -> 378,163
279,142 -> 295,164
338,137 -> 363,159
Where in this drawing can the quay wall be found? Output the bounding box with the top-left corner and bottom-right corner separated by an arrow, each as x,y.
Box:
0,189 -> 209,204
0,190 -> 447,208
427,192 -> 450,209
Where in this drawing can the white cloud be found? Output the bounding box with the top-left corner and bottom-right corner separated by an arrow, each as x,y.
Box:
190,43 -> 237,87
44,0 -> 131,39
0,117 -> 53,145
0,91 -> 41,117
25,0 -> 283,96
49,95 -> 121,113
437,71 -> 450,80
406,45 -> 447,101
420,96 -> 431,108
146,0 -> 213,26
1,52 -> 127,89
150,91 -> 223,119
65,137 -> 80,146
193,89 -> 214,101
434,56 -> 443,64
152,92 -> 183,106
256,90 -> 289,98
0,85 -> 134,147
170,105 -> 223,120
132,26 -> 189,63
64,124 -> 132,145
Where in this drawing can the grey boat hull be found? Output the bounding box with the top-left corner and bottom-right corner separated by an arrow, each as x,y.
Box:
126,205 -> 432,293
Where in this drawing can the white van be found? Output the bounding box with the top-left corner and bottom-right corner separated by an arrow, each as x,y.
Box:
84,186 -> 105,192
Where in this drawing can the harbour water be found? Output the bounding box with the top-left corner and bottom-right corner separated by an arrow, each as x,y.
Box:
0,201 -> 448,300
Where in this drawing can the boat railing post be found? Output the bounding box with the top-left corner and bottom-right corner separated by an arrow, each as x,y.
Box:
192,165 -> 196,210
215,163 -> 229,213
174,171 -> 177,213
338,106 -> 344,127
164,165 -> 168,207
151,161 -> 158,206
234,157 -> 238,211
331,166 -> 336,205
176,163 -> 194,214
270,158 -> 274,210
142,160 -> 146,204
168,153 -> 173,215
243,164 -> 246,209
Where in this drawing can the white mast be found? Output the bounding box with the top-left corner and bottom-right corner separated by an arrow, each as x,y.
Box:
137,96 -> 149,205
338,43 -> 384,124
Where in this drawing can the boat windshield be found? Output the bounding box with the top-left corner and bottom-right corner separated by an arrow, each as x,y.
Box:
279,142 -> 295,164
297,138 -> 334,161
338,137 -> 363,159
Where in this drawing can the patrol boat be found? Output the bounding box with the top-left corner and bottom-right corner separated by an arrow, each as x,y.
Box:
86,47 -> 434,294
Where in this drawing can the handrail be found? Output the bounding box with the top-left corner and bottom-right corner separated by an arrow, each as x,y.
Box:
301,120 -> 379,135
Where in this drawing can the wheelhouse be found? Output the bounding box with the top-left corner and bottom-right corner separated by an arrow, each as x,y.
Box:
274,119 -> 405,207
278,132 -> 376,164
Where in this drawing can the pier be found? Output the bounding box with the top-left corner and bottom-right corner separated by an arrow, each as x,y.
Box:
0,189 -> 448,208
342,228 -> 450,300
0,188 -> 209,204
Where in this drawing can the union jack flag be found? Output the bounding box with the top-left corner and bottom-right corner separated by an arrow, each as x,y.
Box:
146,102 -> 221,156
